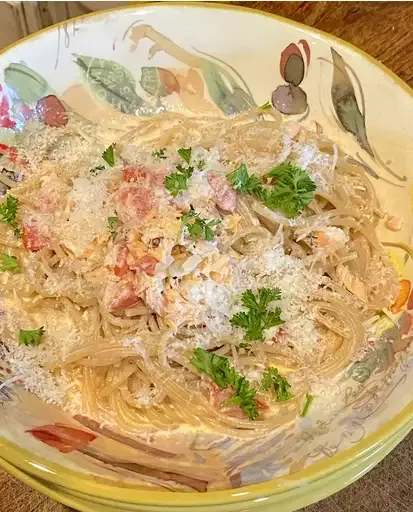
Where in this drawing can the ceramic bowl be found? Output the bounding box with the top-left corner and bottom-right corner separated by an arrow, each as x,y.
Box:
1,3 -> 413,511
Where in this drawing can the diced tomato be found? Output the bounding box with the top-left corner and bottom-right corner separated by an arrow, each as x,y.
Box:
113,244 -> 129,278
123,164 -> 148,182
391,279 -> 411,314
135,254 -> 159,276
117,185 -> 155,222
22,221 -> 50,252
208,172 -> 237,212
107,284 -> 140,311
27,424 -> 96,454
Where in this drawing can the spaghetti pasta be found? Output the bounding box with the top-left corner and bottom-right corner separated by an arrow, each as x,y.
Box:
0,108 -> 400,441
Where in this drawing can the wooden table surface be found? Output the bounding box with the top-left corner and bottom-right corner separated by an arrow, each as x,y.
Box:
2,2 -> 413,512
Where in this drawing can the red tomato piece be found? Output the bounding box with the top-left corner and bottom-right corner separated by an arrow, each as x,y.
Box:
117,185 -> 155,222
107,285 -> 140,311
135,254 -> 159,276
207,172 -> 237,212
123,164 -> 149,182
22,221 -> 50,252
113,244 -> 129,278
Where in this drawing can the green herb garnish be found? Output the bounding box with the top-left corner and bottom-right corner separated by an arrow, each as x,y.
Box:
181,208 -> 220,241
231,288 -> 284,342
0,252 -> 19,273
190,348 -> 259,420
265,163 -> 316,218
107,216 -> 118,241
152,148 -> 167,160
259,101 -> 272,110
227,163 -> 316,218
231,288 -> 284,341
300,394 -> 313,417
262,367 -> 294,401
177,147 -> 192,164
198,159 -> 206,171
227,163 -> 264,197
90,165 -> 105,176
102,143 -> 116,167
165,164 -> 194,197
19,327 -> 45,347
165,172 -> 189,197
0,195 -> 21,237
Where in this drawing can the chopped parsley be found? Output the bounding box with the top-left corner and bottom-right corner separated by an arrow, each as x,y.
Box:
102,143 -> 116,167
300,394 -> 313,417
165,164 -> 194,197
107,216 -> 118,241
0,195 -> 21,237
231,288 -> 284,342
198,159 -> 206,171
181,207 -> 220,241
262,367 -> 294,401
265,163 -> 316,218
19,327 -> 45,347
152,148 -> 167,160
177,147 -> 192,164
259,100 -> 272,110
227,163 -> 263,197
227,162 -> 316,218
0,252 -> 19,273
89,165 -> 105,176
190,348 -> 259,420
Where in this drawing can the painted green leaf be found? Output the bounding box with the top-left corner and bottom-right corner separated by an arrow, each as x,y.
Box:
73,54 -> 146,114
349,341 -> 393,383
200,59 -> 256,115
331,48 -> 374,157
140,67 -> 180,98
4,63 -> 50,104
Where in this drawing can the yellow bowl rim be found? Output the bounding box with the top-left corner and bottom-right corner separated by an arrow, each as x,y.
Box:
1,0 -> 413,506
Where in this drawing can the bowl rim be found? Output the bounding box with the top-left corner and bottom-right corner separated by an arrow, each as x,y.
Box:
1,0 -> 413,506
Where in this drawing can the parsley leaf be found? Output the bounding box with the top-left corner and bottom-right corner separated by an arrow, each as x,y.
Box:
261,367 -> 294,401
231,288 -> 284,342
227,164 -> 263,197
190,348 -> 259,420
0,195 -> 21,237
165,164 -> 194,197
259,100 -> 272,110
0,252 -> 19,273
181,208 -> 220,241
152,148 -> 167,160
102,143 -> 116,167
300,394 -> 313,417
227,162 -> 315,218
19,327 -> 45,347
265,163 -> 316,217
176,164 -> 194,178
107,216 -> 118,241
177,147 -> 192,164
90,165 -> 105,176
165,172 -> 189,197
